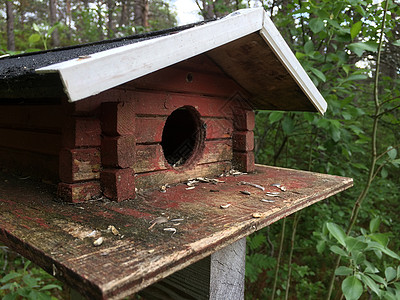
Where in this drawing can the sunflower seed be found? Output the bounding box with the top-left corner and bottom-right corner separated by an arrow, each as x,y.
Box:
170,218 -> 184,222
108,225 -> 119,236
186,186 -> 195,190
271,183 -> 281,187
220,203 -> 231,209
240,190 -> 251,195
252,213 -> 262,218
93,237 -> 103,246
261,199 -> 276,203
163,228 -> 177,235
239,181 -> 265,191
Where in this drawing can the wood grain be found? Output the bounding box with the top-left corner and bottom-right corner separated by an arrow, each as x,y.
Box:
0,165 -> 353,299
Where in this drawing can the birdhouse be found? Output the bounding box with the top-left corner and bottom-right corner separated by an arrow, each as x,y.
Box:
0,8 -> 326,203
0,8 -> 352,299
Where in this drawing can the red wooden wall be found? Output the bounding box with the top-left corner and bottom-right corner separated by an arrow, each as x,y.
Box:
1,54 -> 255,203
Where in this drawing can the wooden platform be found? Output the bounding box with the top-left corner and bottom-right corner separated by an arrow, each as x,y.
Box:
0,165 -> 352,299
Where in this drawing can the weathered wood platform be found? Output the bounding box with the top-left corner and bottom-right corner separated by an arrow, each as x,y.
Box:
0,165 -> 352,299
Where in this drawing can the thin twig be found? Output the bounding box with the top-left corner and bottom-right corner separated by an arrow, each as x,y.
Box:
271,218 -> 286,300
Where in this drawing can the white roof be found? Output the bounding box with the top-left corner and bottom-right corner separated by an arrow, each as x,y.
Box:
36,8 -> 327,114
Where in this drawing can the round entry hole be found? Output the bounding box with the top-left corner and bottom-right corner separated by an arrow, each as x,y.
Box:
161,106 -> 203,167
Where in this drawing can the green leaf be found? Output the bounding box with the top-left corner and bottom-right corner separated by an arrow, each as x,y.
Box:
369,217 -> 380,233
39,284 -> 62,291
282,116 -> 295,135
304,40 -> 314,55
0,272 -> 22,283
295,52 -> 307,59
397,265 -> 400,280
387,146 -> 397,160
350,21 -> 362,40
393,39 -> 400,46
28,34 -> 41,45
310,68 -> 326,82
316,240 -> 326,253
326,222 -> 347,246
385,267 -> 397,282
345,237 -> 368,252
364,261 -> 379,274
359,273 -> 381,297
331,245 -> 348,257
269,111 -> 284,124
309,18 -> 325,33
368,241 -> 400,260
348,42 -> 378,57
369,233 -> 389,246
335,266 -> 353,276
33,23 -> 40,33
22,274 -> 38,288
3,292 -> 18,300
369,274 -> 387,287
342,276 -> 363,300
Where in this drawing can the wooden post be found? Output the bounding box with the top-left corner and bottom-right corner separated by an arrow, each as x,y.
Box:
139,238 -> 246,300
210,238 -> 246,299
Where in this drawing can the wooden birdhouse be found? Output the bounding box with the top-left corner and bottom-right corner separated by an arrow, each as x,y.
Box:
0,8 -> 352,299
0,8 -> 326,203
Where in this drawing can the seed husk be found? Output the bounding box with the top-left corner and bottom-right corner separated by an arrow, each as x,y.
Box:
163,228 -> 177,235
261,199 -> 276,203
93,237 -> 103,246
220,203 -> 231,209
252,213 -> 262,218
239,181 -> 265,191
108,225 -> 119,236
148,216 -> 169,230
240,190 -> 251,195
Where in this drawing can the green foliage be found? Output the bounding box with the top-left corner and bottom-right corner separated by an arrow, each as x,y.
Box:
324,221 -> 400,299
0,251 -> 62,300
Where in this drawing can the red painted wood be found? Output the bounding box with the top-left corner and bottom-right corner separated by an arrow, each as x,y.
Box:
59,148 -> 101,183
101,102 -> 135,136
57,181 -> 101,203
134,92 -> 235,118
135,161 -> 232,190
233,131 -> 254,152
101,136 -> 136,168
234,110 -> 255,131
125,62 -> 245,98
0,105 -> 63,131
135,117 -> 166,144
0,165 -> 353,299
101,168 -> 135,202
0,148 -> 58,181
62,117 -> 101,148
204,118 -> 233,140
134,140 -> 232,174
0,128 -> 61,155
135,144 -> 168,173
233,151 -> 255,173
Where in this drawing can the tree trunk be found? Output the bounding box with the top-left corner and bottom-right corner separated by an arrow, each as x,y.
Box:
134,0 -> 149,28
6,0 -> 15,51
107,0 -> 115,38
49,0 -> 60,47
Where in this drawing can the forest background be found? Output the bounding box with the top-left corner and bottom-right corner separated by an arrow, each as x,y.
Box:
1,0 -> 400,299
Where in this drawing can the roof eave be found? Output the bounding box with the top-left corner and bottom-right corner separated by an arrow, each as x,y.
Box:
36,8 -> 265,103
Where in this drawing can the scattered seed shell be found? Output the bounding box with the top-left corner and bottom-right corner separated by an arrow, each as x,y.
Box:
170,218 -> 184,222
252,213 -> 262,218
220,203 -> 231,209
108,225 -> 119,236
240,181 -> 265,191
240,190 -> 251,195
87,230 -> 97,237
271,183 -> 281,187
185,186 -> 195,190
261,199 -> 276,203
163,228 -> 177,235
210,189 -> 220,192
280,186 -> 287,192
148,216 -> 169,230
93,237 -> 103,246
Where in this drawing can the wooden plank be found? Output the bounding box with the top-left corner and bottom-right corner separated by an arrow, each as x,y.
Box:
135,117 -> 233,144
126,65 -> 243,98
0,105 -> 63,131
135,161 -> 231,190
134,91 -> 235,118
0,147 -> 58,181
0,165 -> 353,299
0,128 -> 61,155
134,141 -> 232,174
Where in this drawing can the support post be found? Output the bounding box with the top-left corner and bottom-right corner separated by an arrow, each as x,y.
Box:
139,237 -> 246,299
